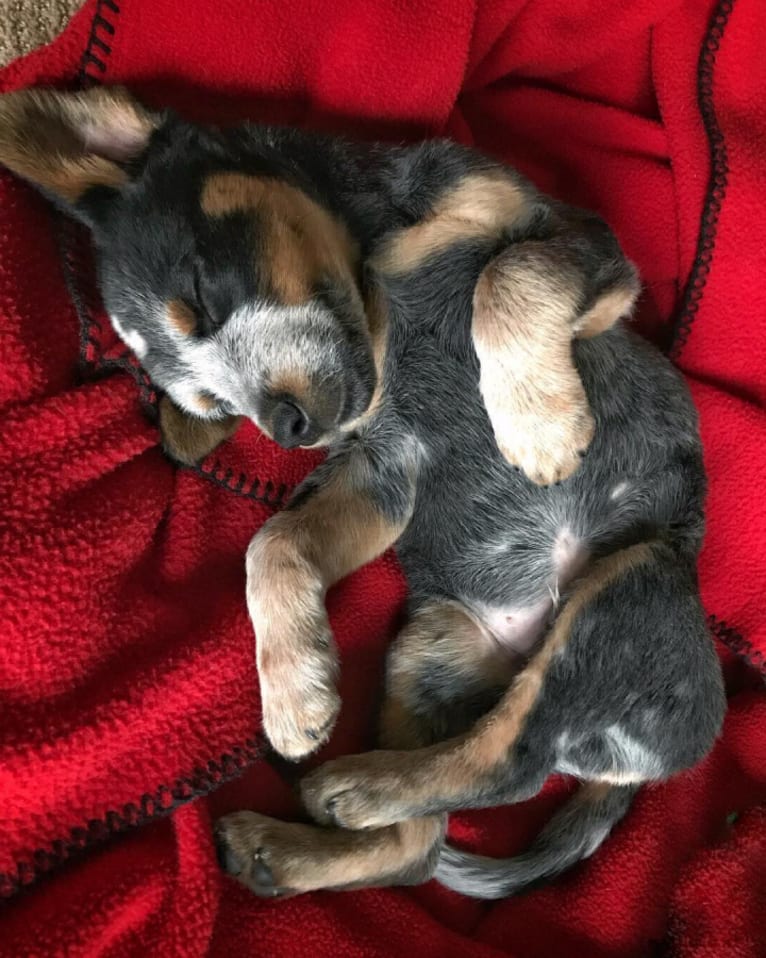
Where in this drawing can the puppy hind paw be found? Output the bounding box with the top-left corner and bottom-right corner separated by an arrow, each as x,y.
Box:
214,812 -> 295,898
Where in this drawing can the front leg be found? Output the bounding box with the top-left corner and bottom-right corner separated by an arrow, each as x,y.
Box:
370,167 -> 637,486
247,440 -> 416,760
473,236 -> 638,485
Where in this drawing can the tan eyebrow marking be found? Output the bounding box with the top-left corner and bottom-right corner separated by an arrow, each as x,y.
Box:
166,298 -> 198,336
193,391 -> 220,412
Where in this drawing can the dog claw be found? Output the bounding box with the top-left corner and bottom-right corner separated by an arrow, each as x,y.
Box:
216,834 -> 242,876
325,796 -> 343,826
253,848 -> 276,886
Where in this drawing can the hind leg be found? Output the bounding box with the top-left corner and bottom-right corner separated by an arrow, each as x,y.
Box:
302,543 -> 724,830
380,599 -> 519,749
215,600 -> 510,895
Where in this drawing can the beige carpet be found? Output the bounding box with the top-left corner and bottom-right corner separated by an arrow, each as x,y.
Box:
0,0 -> 84,69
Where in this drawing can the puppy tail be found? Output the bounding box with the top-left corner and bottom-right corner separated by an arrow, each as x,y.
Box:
434,782 -> 639,900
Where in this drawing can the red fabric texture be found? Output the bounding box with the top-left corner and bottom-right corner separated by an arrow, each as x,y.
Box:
0,0 -> 764,954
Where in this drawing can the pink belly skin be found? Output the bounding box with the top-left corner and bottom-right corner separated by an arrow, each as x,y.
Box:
478,527 -> 590,657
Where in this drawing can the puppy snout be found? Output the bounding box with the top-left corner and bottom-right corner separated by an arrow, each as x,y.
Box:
271,399 -> 319,448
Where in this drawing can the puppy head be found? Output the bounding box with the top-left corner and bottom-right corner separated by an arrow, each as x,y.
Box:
0,86 -> 376,447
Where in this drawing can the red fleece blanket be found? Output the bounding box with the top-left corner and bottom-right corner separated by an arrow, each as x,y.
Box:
1,0 -> 765,955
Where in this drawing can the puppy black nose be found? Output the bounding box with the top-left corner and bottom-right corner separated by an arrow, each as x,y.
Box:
271,399 -> 318,448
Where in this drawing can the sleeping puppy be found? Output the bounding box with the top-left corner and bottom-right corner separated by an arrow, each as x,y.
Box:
0,84 -> 621,754
0,87 -> 725,899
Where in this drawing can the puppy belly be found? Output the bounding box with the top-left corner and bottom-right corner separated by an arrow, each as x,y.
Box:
481,598 -> 552,657
478,525 -> 591,657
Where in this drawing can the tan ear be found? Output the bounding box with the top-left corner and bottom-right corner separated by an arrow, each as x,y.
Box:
0,85 -> 157,205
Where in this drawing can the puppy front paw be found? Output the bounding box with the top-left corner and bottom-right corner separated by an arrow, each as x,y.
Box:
301,752 -> 410,830
259,632 -> 341,761
262,679 -> 341,762
472,246 -> 597,486
481,358 -> 595,486
492,394 -> 595,486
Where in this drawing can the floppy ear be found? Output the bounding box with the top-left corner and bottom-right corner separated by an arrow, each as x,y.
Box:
0,85 -> 157,210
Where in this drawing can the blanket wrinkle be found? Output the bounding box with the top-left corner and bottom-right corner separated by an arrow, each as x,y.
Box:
0,0 -> 764,955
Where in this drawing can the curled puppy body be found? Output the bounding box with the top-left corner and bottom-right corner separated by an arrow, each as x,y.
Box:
0,87 -> 723,899
227,319 -> 721,900
219,282 -> 722,900
219,162 -> 721,897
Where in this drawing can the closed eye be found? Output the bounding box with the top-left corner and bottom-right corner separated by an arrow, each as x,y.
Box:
192,268 -> 220,336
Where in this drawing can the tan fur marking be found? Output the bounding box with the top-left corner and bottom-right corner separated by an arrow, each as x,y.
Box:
378,694 -> 427,751
472,242 -> 594,485
193,392 -> 220,412
378,600 -> 519,754
373,171 -> 530,275
166,299 -> 198,336
200,171 -> 266,216
576,284 -> 639,339
29,156 -> 126,203
0,87 -> 154,202
158,396 -> 241,466
385,601 -> 517,723
201,172 -> 359,305
579,781 -> 615,801
366,282 -> 390,389
267,368 -> 312,404
257,472 -> 408,591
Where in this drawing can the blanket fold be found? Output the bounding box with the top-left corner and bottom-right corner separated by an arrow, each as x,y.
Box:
0,0 -> 764,955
